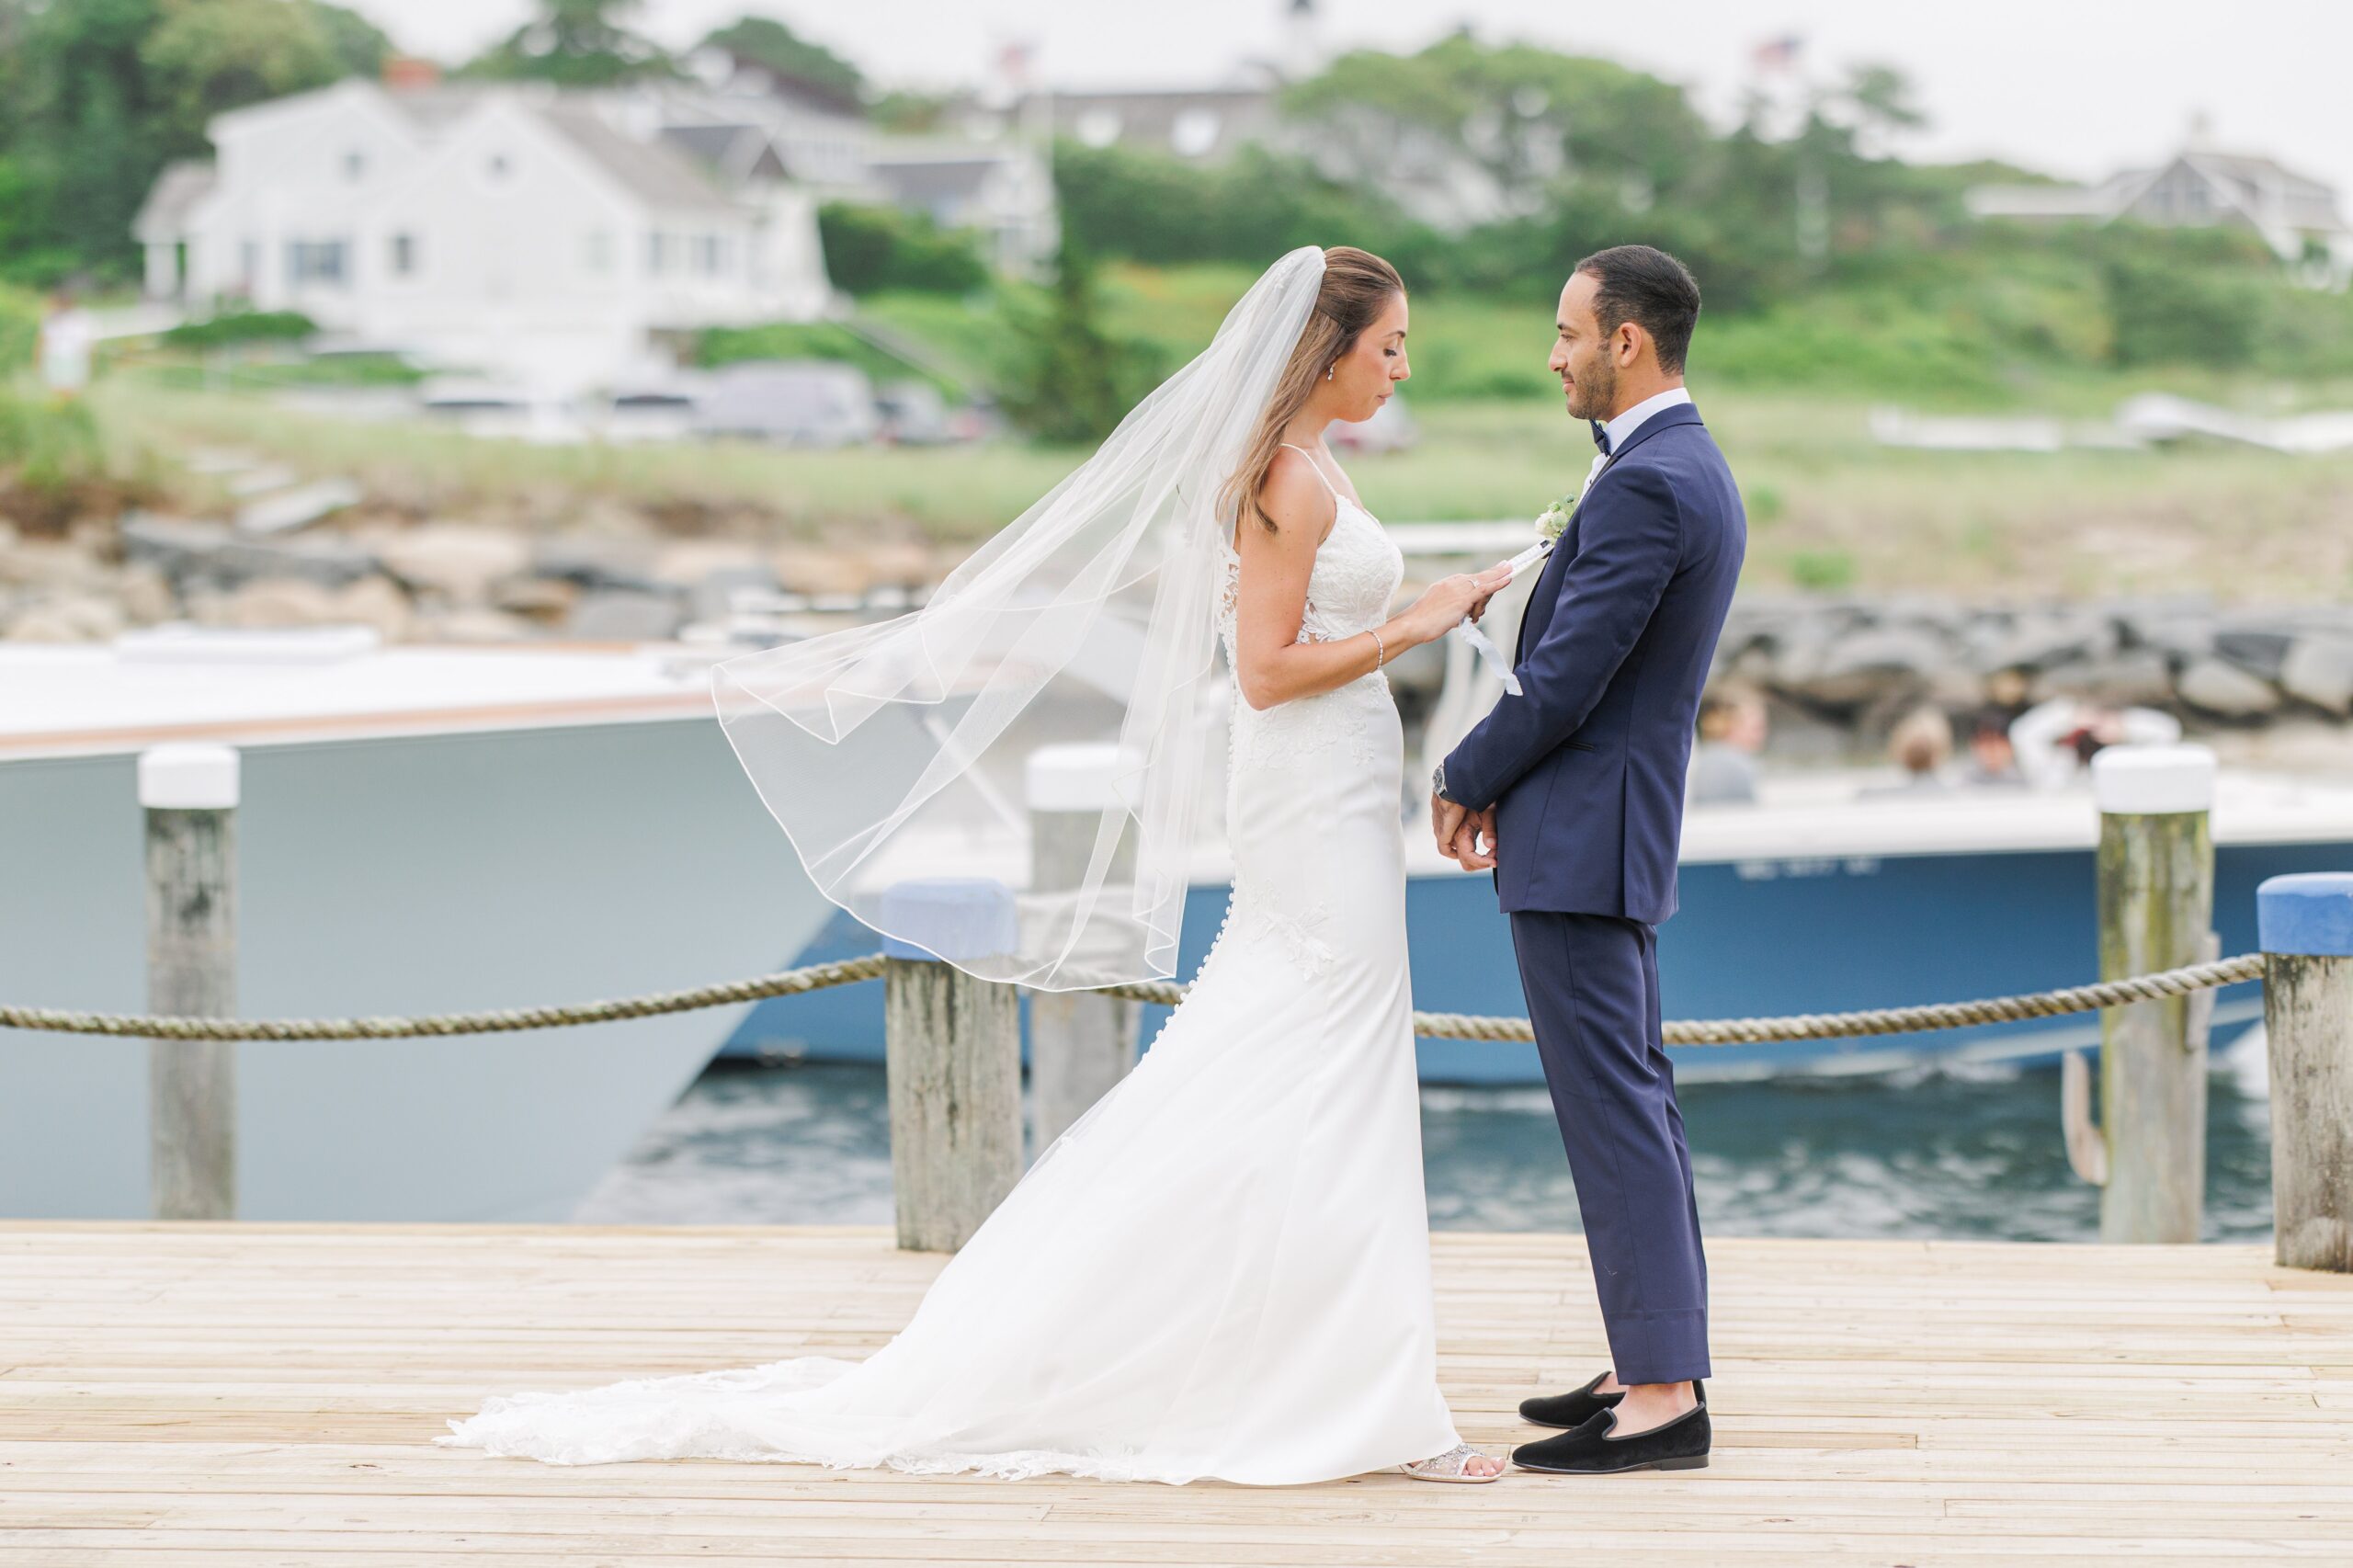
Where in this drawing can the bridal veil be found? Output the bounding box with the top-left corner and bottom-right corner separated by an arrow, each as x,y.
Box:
711,245 -> 1328,988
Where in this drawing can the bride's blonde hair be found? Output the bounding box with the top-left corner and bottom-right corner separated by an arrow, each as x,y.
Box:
1221,245 -> 1404,534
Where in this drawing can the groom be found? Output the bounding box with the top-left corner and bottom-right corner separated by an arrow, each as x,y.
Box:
1430,244 -> 1745,1475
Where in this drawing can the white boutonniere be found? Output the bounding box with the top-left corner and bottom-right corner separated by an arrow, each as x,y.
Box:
1535,492 -> 1577,544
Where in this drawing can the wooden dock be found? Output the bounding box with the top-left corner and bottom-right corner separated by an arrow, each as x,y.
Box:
3,1223 -> 2350,1565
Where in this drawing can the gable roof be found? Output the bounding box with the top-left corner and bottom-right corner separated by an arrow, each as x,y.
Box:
532,102 -> 744,217
133,159 -> 217,241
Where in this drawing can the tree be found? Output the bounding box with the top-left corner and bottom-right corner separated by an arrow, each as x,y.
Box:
142,0 -> 347,142
1000,239 -> 1165,444
0,0 -> 383,283
699,16 -> 859,107
461,0 -> 672,87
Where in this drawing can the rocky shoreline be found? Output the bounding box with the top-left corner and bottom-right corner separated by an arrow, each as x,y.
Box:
6,501 -> 2350,756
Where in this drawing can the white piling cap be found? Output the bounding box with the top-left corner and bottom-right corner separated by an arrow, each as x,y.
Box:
2092,743 -> 2215,815
1025,743 -> 1142,812
138,744 -> 241,810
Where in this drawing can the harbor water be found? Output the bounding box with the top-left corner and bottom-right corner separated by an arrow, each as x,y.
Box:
576,1041 -> 2277,1243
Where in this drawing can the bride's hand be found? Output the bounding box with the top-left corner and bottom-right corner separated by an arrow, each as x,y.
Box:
1405,563 -> 1514,641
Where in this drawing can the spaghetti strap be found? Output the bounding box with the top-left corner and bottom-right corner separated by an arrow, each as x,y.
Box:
1277,442 -> 1342,501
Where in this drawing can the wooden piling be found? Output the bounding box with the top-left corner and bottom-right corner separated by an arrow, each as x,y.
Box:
2091,744 -> 2216,1244
2259,871 -> 2353,1272
139,744 -> 241,1221
879,880 -> 1022,1252
1024,744 -> 1142,1155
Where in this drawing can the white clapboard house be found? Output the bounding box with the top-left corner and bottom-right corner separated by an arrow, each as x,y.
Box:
1968,129 -> 2353,289
133,76 -> 833,393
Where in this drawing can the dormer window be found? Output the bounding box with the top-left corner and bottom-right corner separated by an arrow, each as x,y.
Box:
487,153 -> 511,179
344,150 -> 366,181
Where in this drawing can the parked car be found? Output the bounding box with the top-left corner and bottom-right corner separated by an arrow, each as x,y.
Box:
695,361 -> 880,447
875,380 -> 955,445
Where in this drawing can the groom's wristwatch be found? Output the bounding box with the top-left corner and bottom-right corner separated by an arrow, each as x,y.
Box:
1431,764 -> 1458,804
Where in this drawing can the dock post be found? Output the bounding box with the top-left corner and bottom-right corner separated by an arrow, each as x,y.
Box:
880,880 -> 1023,1252
140,744 -> 241,1221
1025,744 -> 1142,1155
2258,872 -> 2353,1271
2091,744 -> 2217,1244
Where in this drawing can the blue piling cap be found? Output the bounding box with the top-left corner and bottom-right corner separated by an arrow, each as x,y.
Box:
879,878 -> 1019,963
2257,872 -> 2353,958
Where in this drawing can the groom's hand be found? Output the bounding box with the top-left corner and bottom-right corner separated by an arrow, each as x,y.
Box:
1430,792 -> 1468,862
1450,808 -> 1497,870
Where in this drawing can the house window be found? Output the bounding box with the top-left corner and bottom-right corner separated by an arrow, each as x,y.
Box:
344,150 -> 366,182
390,233 -> 416,276
693,233 -> 725,275
1171,108 -> 1221,158
646,232 -> 671,275
583,230 -> 613,274
286,238 -> 347,286
487,153 -> 511,179
239,239 -> 259,290
1075,108 -> 1121,148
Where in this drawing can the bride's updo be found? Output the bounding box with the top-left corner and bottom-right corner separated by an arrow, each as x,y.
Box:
1222,245 -> 1404,533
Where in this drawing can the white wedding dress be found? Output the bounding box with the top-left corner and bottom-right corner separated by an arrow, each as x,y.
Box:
440,461 -> 1459,1485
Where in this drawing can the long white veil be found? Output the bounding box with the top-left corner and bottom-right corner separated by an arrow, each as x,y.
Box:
711,245 -> 1328,988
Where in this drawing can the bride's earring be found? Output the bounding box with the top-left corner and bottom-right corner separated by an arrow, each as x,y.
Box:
1325,364 -> 1336,381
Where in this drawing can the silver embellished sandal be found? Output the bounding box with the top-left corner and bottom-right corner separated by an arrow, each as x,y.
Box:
1399,1442 -> 1505,1483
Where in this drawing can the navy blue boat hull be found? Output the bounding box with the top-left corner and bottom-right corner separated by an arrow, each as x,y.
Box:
724,840 -> 2332,1083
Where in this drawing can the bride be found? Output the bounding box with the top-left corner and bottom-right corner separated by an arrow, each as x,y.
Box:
440,245 -> 1515,1485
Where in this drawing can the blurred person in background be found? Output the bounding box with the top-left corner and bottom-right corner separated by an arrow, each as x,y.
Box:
37,285 -> 96,399
1686,684 -> 1766,806
1961,708 -> 2026,788
2007,696 -> 2181,790
1861,704 -> 1953,797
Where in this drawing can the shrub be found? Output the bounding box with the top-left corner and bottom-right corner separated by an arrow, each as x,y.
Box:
816,204 -> 989,296
160,308 -> 317,350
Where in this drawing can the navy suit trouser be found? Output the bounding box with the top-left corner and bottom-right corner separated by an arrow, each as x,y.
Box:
1508,909 -> 1711,1384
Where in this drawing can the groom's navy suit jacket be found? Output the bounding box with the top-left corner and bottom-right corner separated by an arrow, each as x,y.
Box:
1441,403 -> 1745,925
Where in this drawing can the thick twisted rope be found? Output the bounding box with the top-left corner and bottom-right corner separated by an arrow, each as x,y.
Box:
0,955 -> 889,1042
0,952 -> 2262,1046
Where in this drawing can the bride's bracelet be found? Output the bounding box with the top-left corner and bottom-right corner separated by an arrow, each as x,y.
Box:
1369,628 -> 1386,669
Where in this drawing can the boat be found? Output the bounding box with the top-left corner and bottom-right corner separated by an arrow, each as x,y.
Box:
0,628 -> 832,1221
722,764 -> 2352,1084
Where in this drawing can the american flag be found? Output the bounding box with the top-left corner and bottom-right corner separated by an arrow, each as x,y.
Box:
1751,35 -> 1804,74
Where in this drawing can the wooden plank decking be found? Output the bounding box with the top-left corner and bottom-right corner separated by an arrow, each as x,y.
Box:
2,1223 -> 2350,1565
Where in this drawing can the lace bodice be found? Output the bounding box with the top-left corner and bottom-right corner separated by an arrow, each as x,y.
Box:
1212,459 -> 1406,662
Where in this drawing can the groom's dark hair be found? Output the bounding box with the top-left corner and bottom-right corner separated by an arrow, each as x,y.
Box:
1574,245 -> 1701,373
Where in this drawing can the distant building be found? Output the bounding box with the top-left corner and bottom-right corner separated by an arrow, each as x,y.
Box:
679,44 -> 1058,274
1968,129 -> 2353,288
132,75 -> 833,394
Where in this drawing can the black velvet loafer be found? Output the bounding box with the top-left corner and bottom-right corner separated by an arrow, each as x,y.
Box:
1518,1374 -> 1704,1430
1518,1371 -> 1622,1429
1510,1403 -> 1711,1475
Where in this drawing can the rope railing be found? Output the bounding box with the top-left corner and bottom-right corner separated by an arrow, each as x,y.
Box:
0,951 -> 2264,1046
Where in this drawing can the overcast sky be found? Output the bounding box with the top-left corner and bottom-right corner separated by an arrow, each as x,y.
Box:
340,0 -> 2353,193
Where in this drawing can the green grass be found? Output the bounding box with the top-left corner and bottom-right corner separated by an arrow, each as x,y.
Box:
93,375 -> 2353,601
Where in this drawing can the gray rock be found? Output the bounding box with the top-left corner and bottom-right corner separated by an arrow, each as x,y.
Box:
567,588 -> 684,642
2213,628 -> 2294,681
121,512 -> 376,588
1790,625 -> 1951,707
2131,614 -> 2217,665
691,565 -> 782,624
533,537 -> 660,593
1971,610 -> 2119,675
2029,648 -> 2176,708
2280,633 -> 2353,717
2175,657 -> 2281,718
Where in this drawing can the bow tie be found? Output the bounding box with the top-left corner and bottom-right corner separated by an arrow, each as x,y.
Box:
1589,419 -> 1612,456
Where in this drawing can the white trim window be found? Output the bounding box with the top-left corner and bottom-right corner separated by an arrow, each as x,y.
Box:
286,238 -> 348,287
389,232 -> 417,278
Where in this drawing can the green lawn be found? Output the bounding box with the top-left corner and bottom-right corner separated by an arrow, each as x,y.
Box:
94,376 -> 2353,602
